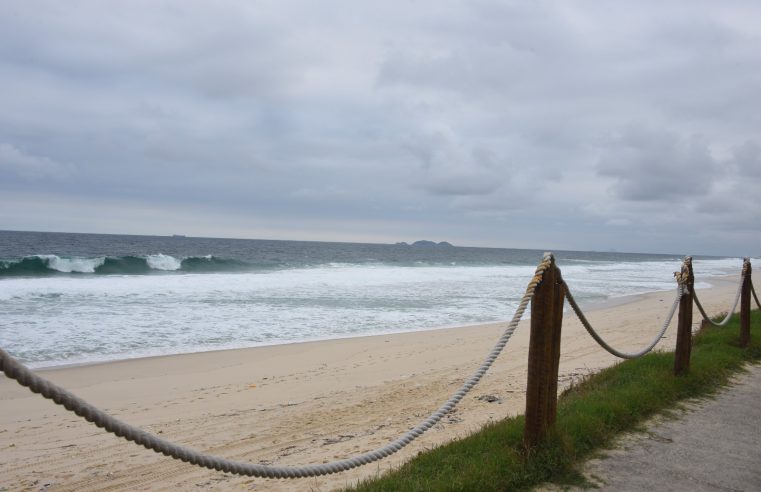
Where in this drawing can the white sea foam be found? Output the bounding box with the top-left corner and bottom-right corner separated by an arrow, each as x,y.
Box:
0,257 -> 750,368
39,255 -> 106,273
145,254 -> 182,271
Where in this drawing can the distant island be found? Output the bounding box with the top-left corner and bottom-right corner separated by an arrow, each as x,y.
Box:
395,240 -> 454,247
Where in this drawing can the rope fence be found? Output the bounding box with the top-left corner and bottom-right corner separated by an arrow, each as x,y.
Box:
0,254 -> 756,478
565,282 -> 684,359
692,263 -> 746,327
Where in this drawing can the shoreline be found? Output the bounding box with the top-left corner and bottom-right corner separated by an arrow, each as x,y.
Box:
28,292 -> 656,372
0,272 -> 754,491
30,273 -> 737,373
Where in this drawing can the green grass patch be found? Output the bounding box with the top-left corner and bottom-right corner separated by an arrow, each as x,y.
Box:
350,310 -> 761,491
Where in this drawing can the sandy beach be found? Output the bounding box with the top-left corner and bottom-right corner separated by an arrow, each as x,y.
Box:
0,272 -> 756,491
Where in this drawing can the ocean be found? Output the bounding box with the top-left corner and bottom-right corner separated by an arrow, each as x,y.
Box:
0,230 -> 747,369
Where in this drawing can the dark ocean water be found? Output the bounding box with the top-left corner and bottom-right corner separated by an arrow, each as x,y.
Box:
0,230 -> 687,277
0,230 -> 744,368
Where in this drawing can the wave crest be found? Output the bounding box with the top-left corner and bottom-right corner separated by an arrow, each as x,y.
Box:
0,254 -> 249,277
145,254 -> 182,271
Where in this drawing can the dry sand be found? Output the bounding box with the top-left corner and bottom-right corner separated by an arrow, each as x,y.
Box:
0,272 -> 755,491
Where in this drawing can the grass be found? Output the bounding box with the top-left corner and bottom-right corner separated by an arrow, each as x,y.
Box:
350,310 -> 761,491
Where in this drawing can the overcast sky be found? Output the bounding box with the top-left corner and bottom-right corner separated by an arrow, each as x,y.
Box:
1,1 -> 760,256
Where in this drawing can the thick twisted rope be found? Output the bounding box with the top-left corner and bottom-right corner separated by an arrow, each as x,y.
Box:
692,259 -> 747,327
752,281 -> 760,310
564,281 -> 684,360
0,254 -> 554,479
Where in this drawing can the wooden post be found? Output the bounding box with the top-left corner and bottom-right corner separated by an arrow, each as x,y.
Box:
524,256 -> 564,448
740,259 -> 752,348
546,272 -> 565,428
674,257 -> 694,375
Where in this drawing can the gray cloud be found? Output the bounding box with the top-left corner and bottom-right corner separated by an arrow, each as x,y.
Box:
732,141 -> 761,179
0,1 -> 760,255
597,126 -> 718,201
0,143 -> 72,180
404,131 -> 508,196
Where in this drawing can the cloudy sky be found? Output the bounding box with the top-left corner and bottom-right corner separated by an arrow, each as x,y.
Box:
1,1 -> 760,256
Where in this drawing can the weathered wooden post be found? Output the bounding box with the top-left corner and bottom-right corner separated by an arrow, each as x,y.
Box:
740,258 -> 752,348
524,255 -> 565,448
674,257 -> 694,375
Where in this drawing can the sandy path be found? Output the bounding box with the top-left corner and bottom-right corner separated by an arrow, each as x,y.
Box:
0,272 -> 754,491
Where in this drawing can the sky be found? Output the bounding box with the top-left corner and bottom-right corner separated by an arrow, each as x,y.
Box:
1,1 -> 760,256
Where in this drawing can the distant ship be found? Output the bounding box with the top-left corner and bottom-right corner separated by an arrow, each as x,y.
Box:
171,234 -> 186,238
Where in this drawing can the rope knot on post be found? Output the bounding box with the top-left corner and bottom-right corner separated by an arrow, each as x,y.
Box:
673,257 -> 692,288
528,253 -> 554,290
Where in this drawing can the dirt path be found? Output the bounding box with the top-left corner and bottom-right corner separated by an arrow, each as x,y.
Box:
569,364 -> 761,491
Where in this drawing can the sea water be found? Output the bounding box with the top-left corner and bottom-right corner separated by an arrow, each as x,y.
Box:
0,231 -> 747,368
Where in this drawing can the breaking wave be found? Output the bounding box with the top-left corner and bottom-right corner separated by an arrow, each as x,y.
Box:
0,254 -> 251,277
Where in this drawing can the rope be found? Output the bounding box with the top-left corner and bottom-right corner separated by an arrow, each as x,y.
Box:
752,281 -> 761,310
564,282 -> 684,360
692,260 -> 747,327
0,254 -> 555,479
